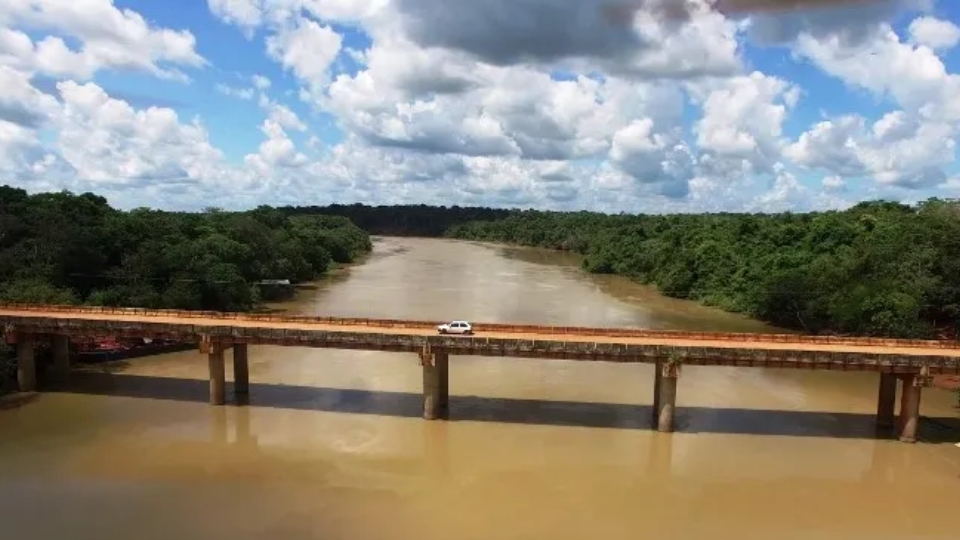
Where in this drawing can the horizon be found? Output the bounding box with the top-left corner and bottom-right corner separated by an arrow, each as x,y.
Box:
1,1 -> 960,214
5,182 -> 955,217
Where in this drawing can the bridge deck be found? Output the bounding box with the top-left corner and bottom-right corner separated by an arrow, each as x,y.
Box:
2,306 -> 959,359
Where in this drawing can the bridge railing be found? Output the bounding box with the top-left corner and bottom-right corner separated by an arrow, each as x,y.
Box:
1,303 -> 958,350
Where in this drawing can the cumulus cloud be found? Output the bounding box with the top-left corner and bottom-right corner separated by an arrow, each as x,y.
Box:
907,16 -> 960,50
0,0 -> 205,80
392,0 -> 741,79
742,0 -> 930,46
0,0 -> 956,213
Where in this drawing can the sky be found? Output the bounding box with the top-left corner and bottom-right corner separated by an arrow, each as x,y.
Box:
2,0 -> 960,213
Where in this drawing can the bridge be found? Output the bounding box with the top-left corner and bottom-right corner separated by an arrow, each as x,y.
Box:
3,303 -> 960,443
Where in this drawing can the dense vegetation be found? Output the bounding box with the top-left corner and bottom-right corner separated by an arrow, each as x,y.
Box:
446,200 -> 960,340
0,186 -> 371,311
276,203 -> 514,237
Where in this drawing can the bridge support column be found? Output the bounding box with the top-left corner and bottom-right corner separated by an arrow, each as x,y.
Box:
421,351 -> 449,420
208,350 -> 226,406
17,333 -> 36,392
656,361 -> 680,433
233,343 -> 249,397
875,372 -> 897,428
897,374 -> 923,443
652,361 -> 662,424
51,334 -> 70,385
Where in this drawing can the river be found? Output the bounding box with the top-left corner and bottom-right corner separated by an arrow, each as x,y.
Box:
1,237 -> 959,540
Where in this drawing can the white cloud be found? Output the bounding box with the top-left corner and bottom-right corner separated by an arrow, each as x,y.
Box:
908,16 -> 960,50
0,64 -> 60,128
252,74 -> 271,90
822,175 -> 845,192
4,0 -> 960,214
785,111 -> 956,188
795,19 -> 960,121
786,14 -> 960,190
244,118 -> 309,172
207,0 -> 265,38
265,16 -> 342,91
216,83 -> 255,100
692,71 -> 797,172
55,81 -> 227,185
265,101 -> 306,131
0,0 -> 205,80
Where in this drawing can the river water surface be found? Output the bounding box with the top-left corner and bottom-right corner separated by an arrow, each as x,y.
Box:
2,237 -> 959,540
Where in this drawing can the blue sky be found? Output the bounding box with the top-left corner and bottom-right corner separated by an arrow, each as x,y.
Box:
1,0 -> 960,212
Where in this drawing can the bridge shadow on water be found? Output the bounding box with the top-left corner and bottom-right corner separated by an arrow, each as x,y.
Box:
55,372 -> 960,443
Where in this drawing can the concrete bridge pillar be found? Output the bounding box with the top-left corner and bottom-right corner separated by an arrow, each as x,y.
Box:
421,351 -> 449,420
897,374 -> 923,443
233,343 -> 249,397
875,372 -> 897,428
51,334 -> 70,385
652,362 -> 662,424
208,349 -> 226,406
656,360 -> 680,433
16,333 -> 36,392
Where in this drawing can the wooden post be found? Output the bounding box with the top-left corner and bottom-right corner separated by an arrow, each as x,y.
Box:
208,349 -> 226,406
897,374 -> 922,443
17,333 -> 36,392
422,351 -> 449,420
656,361 -> 679,433
51,334 -> 71,385
652,361 -> 663,423
233,343 -> 249,397
875,372 -> 896,428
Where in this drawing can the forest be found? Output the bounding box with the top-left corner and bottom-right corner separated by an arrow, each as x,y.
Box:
276,203 -> 515,237
445,200 -> 960,340
0,186 -> 371,390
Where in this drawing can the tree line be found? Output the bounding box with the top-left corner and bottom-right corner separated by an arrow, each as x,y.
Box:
0,187 -> 372,311
275,203 -> 515,237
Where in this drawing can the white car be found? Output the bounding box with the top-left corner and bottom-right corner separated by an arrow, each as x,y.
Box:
437,320 -> 474,335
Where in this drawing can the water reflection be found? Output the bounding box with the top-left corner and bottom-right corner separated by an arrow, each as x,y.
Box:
59,371 -> 960,442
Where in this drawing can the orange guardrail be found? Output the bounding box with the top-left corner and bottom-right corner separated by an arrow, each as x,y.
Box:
0,302 -> 958,350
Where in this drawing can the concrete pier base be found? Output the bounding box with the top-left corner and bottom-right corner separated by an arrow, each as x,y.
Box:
897,374 -> 922,443
652,361 -> 662,424
16,333 -> 36,392
656,362 -> 679,433
875,372 -> 897,428
422,352 -> 449,420
208,350 -> 226,406
233,343 -> 249,397
51,334 -> 70,385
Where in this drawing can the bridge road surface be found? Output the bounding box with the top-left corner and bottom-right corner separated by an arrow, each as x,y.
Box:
3,307 -> 960,359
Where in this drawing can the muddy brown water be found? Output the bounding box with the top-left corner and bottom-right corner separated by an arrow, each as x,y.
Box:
1,237 -> 959,540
